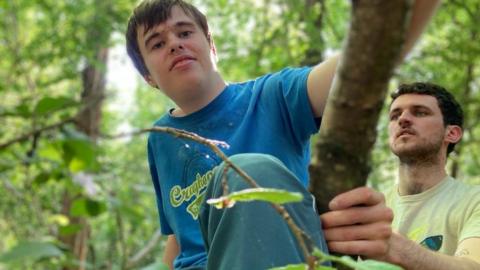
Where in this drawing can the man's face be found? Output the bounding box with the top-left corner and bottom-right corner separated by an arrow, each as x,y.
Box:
136,6 -> 216,102
388,94 -> 448,161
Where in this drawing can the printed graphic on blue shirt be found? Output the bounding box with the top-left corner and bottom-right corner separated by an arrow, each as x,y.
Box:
170,169 -> 215,219
168,150 -> 220,220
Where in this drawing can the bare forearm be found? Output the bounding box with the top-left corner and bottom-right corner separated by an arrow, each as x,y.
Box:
400,0 -> 441,59
388,234 -> 480,270
163,235 -> 179,270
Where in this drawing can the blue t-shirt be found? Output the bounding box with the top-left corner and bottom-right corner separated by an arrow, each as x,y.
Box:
147,67 -> 318,269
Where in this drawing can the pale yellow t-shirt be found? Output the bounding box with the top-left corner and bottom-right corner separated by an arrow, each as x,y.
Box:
385,176 -> 480,255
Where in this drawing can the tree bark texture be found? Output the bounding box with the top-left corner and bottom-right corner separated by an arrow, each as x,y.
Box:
61,42 -> 108,270
309,0 -> 411,213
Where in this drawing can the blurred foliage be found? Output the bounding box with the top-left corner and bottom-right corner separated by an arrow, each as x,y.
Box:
0,0 -> 479,269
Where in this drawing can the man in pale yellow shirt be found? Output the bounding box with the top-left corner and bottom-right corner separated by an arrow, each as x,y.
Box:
384,82 -> 480,269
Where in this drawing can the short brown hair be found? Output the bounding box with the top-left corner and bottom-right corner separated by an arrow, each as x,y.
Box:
126,0 -> 209,76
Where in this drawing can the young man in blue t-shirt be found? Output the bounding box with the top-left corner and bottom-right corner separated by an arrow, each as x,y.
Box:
125,0 -> 440,269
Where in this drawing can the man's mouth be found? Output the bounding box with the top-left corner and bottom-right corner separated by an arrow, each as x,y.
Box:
170,56 -> 196,71
396,129 -> 415,138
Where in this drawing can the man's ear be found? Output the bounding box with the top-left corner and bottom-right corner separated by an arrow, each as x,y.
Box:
445,125 -> 462,144
207,32 -> 217,57
143,74 -> 157,89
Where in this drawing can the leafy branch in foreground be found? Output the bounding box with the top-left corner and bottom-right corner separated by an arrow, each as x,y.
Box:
108,127 -> 403,270
270,248 -> 402,270
106,126 -> 317,269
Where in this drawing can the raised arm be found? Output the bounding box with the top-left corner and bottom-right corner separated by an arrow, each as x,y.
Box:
306,0 -> 441,118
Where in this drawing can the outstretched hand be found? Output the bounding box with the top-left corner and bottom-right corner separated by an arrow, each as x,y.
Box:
320,187 -> 394,259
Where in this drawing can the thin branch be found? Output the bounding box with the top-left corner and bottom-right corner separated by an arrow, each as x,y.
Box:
106,126 -> 316,267
0,117 -> 75,150
125,230 -> 162,269
221,164 -> 230,196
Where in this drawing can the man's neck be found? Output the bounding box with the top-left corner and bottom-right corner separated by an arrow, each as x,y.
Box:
397,157 -> 447,196
172,72 -> 227,117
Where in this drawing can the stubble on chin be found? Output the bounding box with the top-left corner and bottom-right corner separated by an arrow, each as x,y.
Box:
391,140 -> 442,166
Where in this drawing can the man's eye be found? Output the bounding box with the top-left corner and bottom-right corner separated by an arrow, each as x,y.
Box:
415,111 -> 427,116
179,31 -> 192,38
152,41 -> 165,50
389,114 -> 399,121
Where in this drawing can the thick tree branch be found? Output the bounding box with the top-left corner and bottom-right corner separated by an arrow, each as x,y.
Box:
310,0 -> 411,213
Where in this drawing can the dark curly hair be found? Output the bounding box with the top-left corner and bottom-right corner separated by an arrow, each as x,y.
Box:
125,0 -> 210,76
390,82 -> 464,155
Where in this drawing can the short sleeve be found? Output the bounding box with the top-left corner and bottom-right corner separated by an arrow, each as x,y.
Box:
459,192 -> 480,242
262,67 -> 318,144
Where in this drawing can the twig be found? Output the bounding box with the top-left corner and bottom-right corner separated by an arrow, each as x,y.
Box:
221,163 -> 230,196
125,230 -> 163,269
105,126 -> 316,267
0,117 -> 75,150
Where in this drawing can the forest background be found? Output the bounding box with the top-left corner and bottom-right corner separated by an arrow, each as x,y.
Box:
0,0 -> 479,269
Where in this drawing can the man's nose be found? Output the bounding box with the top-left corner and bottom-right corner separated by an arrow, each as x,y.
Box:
398,112 -> 412,127
169,37 -> 184,54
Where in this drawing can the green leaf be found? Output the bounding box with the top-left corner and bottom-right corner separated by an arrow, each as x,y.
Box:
140,261 -> 169,270
269,263 -> 307,270
206,188 -> 303,209
38,142 -> 63,163
70,198 -> 106,217
316,266 -> 336,270
59,224 -> 83,236
34,96 -> 77,116
312,248 -> 402,270
33,172 -> 51,185
269,263 -> 335,270
62,139 -> 97,172
354,259 -> 403,270
0,241 -> 63,263
13,103 -> 32,118
69,157 -> 88,172
311,250 -> 402,270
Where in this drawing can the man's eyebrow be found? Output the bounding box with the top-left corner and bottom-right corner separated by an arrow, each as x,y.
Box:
412,104 -> 431,110
389,104 -> 432,115
174,21 -> 195,29
389,107 -> 401,114
144,32 -> 161,48
143,21 -> 196,48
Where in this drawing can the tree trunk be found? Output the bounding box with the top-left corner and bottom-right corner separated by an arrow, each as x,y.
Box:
59,10 -> 109,265
309,0 -> 411,214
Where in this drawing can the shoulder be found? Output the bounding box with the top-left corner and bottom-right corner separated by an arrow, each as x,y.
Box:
244,67 -> 312,86
239,67 -> 313,98
266,66 -> 312,83
152,113 -> 171,127
147,114 -> 174,146
450,178 -> 480,196
449,178 -> 480,210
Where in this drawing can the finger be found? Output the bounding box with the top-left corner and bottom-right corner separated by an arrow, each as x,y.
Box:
329,187 -> 385,210
327,240 -> 389,258
323,222 -> 392,242
320,204 -> 393,228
